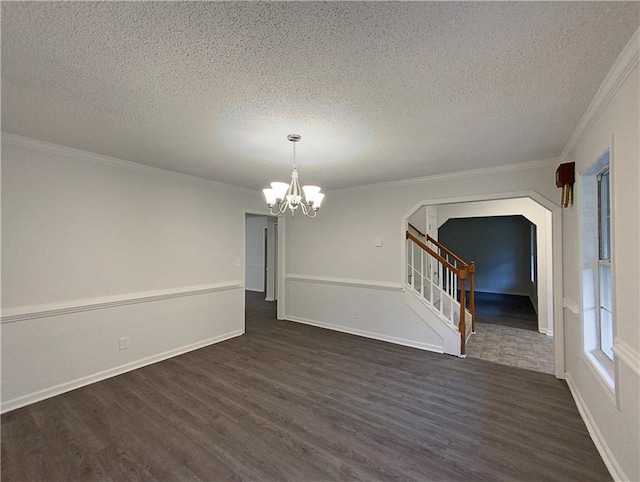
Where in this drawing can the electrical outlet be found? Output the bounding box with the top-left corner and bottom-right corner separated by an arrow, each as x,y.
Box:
354,310 -> 360,319
119,337 -> 129,351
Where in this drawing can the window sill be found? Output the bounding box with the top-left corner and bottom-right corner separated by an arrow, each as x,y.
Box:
584,350 -> 616,404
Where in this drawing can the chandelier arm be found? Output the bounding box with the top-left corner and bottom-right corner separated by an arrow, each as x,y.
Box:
268,205 -> 280,216
304,208 -> 317,219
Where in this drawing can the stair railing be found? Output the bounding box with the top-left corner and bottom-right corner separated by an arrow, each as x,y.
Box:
425,234 -> 475,333
407,225 -> 476,332
406,231 -> 475,355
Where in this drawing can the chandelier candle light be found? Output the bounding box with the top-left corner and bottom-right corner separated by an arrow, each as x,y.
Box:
263,134 -> 325,218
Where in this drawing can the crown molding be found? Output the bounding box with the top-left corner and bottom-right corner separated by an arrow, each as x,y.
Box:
331,157 -> 560,193
561,27 -> 640,160
2,133 -> 559,195
1,132 -> 256,194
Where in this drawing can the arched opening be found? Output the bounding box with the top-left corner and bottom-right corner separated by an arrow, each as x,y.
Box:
401,191 -> 562,377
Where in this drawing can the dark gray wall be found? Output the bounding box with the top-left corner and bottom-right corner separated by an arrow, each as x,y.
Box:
439,215 -> 534,296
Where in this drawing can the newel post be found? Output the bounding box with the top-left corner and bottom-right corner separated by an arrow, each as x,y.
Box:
468,262 -> 476,333
459,268 -> 467,356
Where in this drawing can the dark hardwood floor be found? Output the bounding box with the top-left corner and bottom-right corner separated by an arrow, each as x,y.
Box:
1,291 -> 610,481
474,292 -> 538,331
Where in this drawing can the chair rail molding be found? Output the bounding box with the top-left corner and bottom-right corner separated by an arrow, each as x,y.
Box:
285,274 -> 403,292
563,297 -> 582,316
613,338 -> 640,377
1,281 -> 243,324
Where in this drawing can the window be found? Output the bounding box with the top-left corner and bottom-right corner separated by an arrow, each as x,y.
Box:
530,224 -> 537,283
597,169 -> 613,360
581,150 -> 615,390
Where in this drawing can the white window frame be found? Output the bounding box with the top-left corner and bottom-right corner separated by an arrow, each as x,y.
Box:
581,149 -> 615,394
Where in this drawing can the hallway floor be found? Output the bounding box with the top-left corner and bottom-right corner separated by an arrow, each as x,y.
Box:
466,322 -> 555,374
465,293 -> 554,374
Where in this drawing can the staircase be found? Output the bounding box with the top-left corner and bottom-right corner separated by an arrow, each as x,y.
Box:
406,224 -> 475,357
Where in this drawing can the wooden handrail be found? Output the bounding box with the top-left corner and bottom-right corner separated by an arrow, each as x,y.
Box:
408,222 -> 426,238
406,232 -> 458,274
426,233 -> 467,268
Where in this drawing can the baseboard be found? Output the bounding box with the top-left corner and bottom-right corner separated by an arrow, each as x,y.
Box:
539,328 -> 553,336
565,373 -> 627,482
1,329 -> 244,413
285,315 -> 443,354
530,296 -> 539,315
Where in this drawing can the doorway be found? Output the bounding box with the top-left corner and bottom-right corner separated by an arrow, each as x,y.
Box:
438,215 -> 539,328
403,193 -> 561,376
244,213 -> 279,327
438,212 -> 551,374
244,214 -> 278,300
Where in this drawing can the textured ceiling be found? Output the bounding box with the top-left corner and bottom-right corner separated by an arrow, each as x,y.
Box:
2,2 -> 638,190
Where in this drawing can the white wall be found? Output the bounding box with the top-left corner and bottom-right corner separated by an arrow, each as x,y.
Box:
245,215 -> 268,292
284,160 -> 560,355
561,34 -> 640,482
439,215 -> 533,297
407,206 -> 427,235
0,135 -> 265,411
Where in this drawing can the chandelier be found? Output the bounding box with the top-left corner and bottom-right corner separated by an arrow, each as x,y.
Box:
263,134 -> 325,218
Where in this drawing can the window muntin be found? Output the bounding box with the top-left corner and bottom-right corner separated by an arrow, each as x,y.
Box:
597,168 -> 613,360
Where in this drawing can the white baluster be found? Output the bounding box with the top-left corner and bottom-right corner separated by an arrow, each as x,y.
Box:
438,264 -> 443,316
410,241 -> 415,289
430,255 -> 435,305
450,270 -> 455,323
454,268 -> 458,301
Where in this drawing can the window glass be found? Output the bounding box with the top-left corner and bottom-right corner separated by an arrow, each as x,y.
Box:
599,262 -> 613,359
598,170 -> 611,261
597,168 -> 613,361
